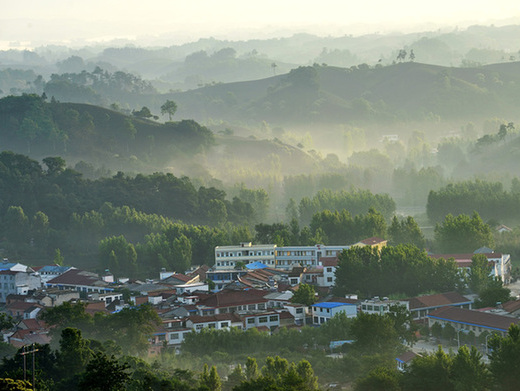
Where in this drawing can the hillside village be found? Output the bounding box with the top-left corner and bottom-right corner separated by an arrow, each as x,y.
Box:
1,237 -> 518,360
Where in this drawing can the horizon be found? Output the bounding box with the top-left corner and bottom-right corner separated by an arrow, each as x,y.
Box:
2,0 -> 520,50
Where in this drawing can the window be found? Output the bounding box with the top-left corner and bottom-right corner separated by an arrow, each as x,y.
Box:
221,322 -> 229,328
170,333 -> 179,340
208,323 -> 216,329
248,304 -> 256,310
257,303 -> 266,310
247,318 -> 255,324
296,308 -> 303,314
327,277 -> 333,282
327,267 -> 332,272
269,315 -> 278,322
259,316 -> 268,323
195,324 -> 204,330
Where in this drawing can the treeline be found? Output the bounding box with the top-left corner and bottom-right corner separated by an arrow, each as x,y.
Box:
427,179 -> 520,224
334,244 -> 462,297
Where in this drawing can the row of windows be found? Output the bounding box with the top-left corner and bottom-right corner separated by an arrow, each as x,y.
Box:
217,251 -> 275,257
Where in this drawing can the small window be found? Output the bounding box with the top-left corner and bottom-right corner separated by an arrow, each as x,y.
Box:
259,316 -> 268,323
247,318 -> 255,324
221,322 -> 229,328
170,333 -> 179,340
296,308 -> 303,314
269,315 -> 278,322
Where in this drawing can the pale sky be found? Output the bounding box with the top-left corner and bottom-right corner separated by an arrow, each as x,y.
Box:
2,0 -> 520,48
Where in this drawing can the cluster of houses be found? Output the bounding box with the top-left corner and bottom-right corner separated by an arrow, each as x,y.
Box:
0,238 -> 517,356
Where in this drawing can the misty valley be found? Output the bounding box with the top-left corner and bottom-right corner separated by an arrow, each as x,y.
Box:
2,24 -> 520,391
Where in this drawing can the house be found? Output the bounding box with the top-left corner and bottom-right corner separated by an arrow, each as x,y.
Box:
195,289 -> 268,316
242,311 -> 280,331
428,306 -> 520,337
264,291 -> 293,308
186,313 -> 243,332
501,300 -> 520,317
311,302 -> 357,325
283,303 -> 307,325
496,225 -> 512,234
405,292 -> 473,322
396,351 -> 420,372
88,292 -> 124,307
6,301 -> 43,320
32,265 -> 75,284
46,269 -> 114,295
320,256 -> 339,287
0,269 -> 42,303
353,237 -> 388,252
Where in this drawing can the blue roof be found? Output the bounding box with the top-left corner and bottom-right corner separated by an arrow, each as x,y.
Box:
246,261 -> 268,270
40,265 -> 71,273
312,302 -> 356,309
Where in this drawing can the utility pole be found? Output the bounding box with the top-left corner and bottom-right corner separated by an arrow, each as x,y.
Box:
20,344 -> 39,389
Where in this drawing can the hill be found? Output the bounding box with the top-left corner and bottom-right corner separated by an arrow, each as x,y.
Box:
168,61 -> 520,125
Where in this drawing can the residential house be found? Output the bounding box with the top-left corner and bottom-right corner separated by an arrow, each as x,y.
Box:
242,311 -> 280,331
319,256 -> 339,287
264,291 -> 293,308
396,351 -> 420,372
33,265 -> 75,284
311,302 -> 357,325
195,289 -> 268,316
283,303 -> 307,325
0,269 -> 42,303
405,292 -> 473,322
353,237 -> 388,252
186,313 -> 243,332
428,306 -> 520,337
6,301 -> 42,320
46,269 -> 114,295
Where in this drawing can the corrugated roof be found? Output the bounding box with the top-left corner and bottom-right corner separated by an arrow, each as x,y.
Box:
406,292 -> 472,310
313,302 -> 355,309
428,306 -> 520,332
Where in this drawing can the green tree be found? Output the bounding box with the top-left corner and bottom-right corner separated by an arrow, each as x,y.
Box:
160,100 -> 177,121
402,347 -> 453,391
290,284 -> 316,306
451,345 -> 491,391
388,216 -> 425,248
43,156 -> 66,175
350,312 -> 400,355
200,364 -> 221,391
56,327 -> 92,377
53,248 -> 64,266
245,357 -> 259,380
475,278 -> 511,308
354,367 -> 401,391
78,352 -> 130,391
489,324 -> 520,390
468,254 -> 493,294
0,379 -> 33,390
434,212 -> 494,253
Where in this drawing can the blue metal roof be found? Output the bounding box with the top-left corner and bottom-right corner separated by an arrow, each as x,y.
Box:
246,261 -> 268,270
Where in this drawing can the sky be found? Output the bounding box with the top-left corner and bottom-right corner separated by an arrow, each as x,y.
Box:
2,0 -> 520,49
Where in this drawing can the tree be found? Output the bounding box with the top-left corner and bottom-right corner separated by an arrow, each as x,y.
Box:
132,106 -> 152,118
245,357 -> 259,380
350,312 -> 400,355
354,367 -> 401,391
401,347 -> 453,391
56,328 -> 92,377
160,100 -> 177,121
475,278 -> 511,308
387,304 -> 418,346
43,156 -> 66,175
78,352 -> 130,391
434,212 -> 494,253
53,248 -> 64,266
0,379 -> 33,390
489,324 -> 520,390
291,284 -> 316,306
200,364 -> 221,391
451,345 -> 491,391
388,216 -> 425,248
468,254 -> 493,294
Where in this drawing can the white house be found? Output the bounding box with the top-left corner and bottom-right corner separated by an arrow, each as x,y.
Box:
312,302 -> 357,325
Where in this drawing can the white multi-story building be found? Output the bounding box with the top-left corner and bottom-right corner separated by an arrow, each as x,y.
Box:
214,243 -> 350,270
215,242 -> 276,269
0,268 -> 42,303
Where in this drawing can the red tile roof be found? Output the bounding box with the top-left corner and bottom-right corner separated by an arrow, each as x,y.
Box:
406,292 -> 471,310
198,290 -> 268,308
321,257 -> 339,267
47,269 -> 108,287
